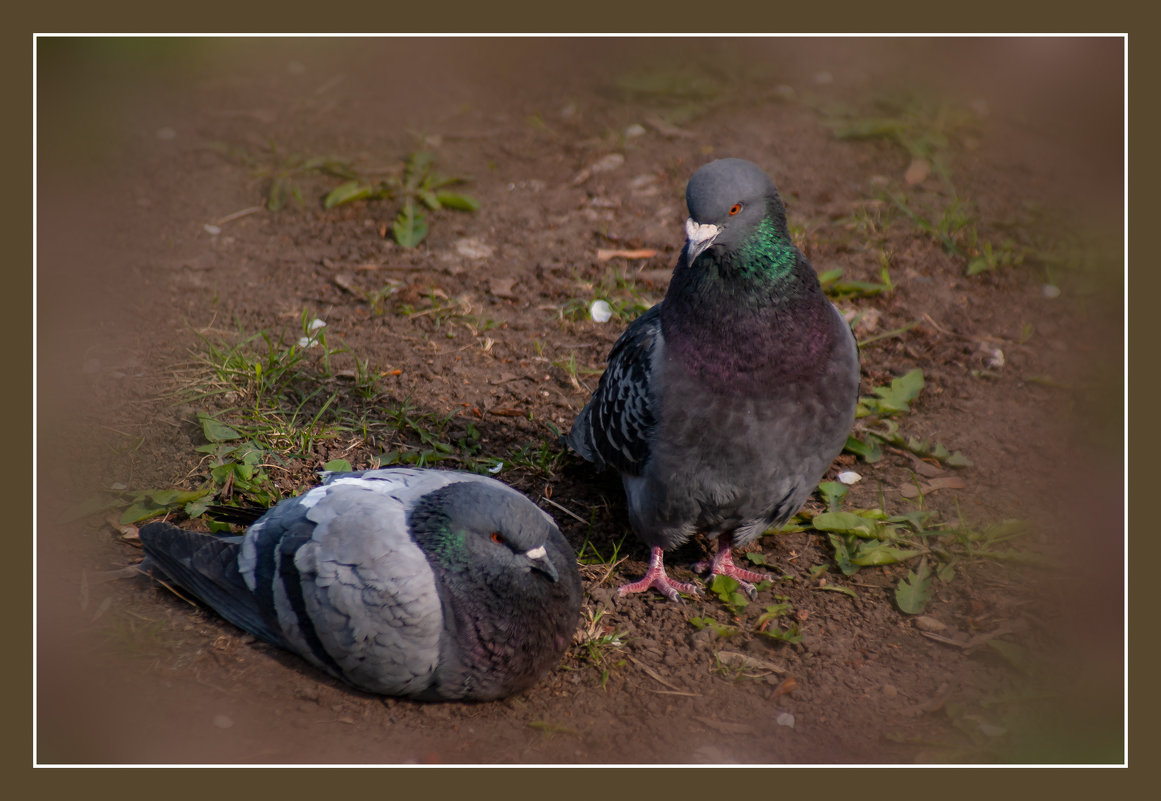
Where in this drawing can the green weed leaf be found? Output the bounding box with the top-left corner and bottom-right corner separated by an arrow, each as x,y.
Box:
812,511 -> 878,537
435,191 -> 480,212
816,584 -> 858,599
895,558 -> 933,614
120,500 -> 168,525
688,617 -> 738,637
865,369 -> 925,415
850,542 -> 925,566
844,433 -> 883,462
817,480 -> 849,511
710,574 -> 749,614
323,180 -> 375,209
198,413 -> 241,443
392,201 -> 428,248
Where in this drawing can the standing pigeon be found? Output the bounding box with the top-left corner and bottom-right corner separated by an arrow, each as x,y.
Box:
567,158 -> 860,601
138,468 -> 582,701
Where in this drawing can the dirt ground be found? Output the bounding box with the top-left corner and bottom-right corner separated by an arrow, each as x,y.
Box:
35,37 -> 1125,765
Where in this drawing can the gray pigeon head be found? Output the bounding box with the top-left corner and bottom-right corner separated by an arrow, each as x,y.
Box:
407,481 -> 565,584
684,158 -> 786,262
405,478 -> 582,700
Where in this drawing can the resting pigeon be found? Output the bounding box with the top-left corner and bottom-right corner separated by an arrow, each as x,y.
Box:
567,158 -> 860,601
138,468 -> 582,701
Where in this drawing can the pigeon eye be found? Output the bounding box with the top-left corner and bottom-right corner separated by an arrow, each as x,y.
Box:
728,203 -> 743,216
490,532 -> 506,545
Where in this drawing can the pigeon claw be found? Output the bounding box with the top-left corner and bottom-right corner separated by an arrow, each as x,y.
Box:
617,546 -> 701,602
694,537 -> 769,594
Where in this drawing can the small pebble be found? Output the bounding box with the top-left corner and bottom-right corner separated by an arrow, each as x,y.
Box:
775,711 -> 796,728
1042,284 -> 1061,299
589,153 -> 625,174
913,615 -> 947,632
837,470 -> 862,485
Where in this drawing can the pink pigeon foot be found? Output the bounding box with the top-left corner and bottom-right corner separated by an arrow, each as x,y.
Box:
617,546 -> 701,602
693,535 -> 768,596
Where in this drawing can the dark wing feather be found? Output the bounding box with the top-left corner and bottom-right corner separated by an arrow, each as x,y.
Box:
566,303 -> 661,476
138,522 -> 284,646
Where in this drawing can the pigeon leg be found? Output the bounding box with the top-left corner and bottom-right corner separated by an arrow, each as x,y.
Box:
617,546 -> 701,602
693,535 -> 768,597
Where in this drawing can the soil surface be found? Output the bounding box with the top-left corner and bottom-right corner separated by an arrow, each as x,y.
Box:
36,37 -> 1124,765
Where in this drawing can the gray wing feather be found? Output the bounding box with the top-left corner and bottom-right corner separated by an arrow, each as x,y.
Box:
287,483 -> 444,695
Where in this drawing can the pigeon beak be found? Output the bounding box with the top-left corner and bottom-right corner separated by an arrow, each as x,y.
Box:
523,545 -> 559,582
684,218 -> 721,264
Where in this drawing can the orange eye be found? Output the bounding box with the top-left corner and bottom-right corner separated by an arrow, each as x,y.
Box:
728,203 -> 743,216
490,532 -> 506,545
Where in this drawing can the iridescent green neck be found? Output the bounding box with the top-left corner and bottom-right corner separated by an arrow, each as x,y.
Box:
735,216 -> 797,284
408,497 -> 468,569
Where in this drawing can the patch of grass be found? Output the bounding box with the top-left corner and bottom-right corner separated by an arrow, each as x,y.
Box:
754,598 -> 804,644
502,437 -> 569,477
886,191 -> 1026,276
818,260 -> 894,301
611,64 -> 726,126
688,617 -> 739,638
572,607 -> 628,689
844,369 -> 971,468
102,311 -> 507,526
392,288 -> 499,339
377,396 -> 484,470
576,531 -> 629,566
213,143 -> 478,248
821,93 -> 979,181
818,94 -> 1032,277
802,481 -> 1037,615
209,139 -> 360,212
323,150 -> 479,248
560,268 -> 656,323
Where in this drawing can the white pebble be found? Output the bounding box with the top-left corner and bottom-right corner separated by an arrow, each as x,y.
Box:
203,224 -> 222,236
590,299 -> 613,323
624,123 -> 646,138
454,237 -> 494,260
837,471 -> 862,485
590,153 -> 625,174
1041,284 -> 1061,299
308,318 -> 327,331
775,711 -> 796,728
488,461 -> 504,474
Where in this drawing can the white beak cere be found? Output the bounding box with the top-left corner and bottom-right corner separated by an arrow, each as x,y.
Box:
524,545 -> 547,560
684,218 -> 722,263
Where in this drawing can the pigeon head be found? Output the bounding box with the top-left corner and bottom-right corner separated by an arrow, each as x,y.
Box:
407,481 -> 563,584
683,158 -> 789,265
